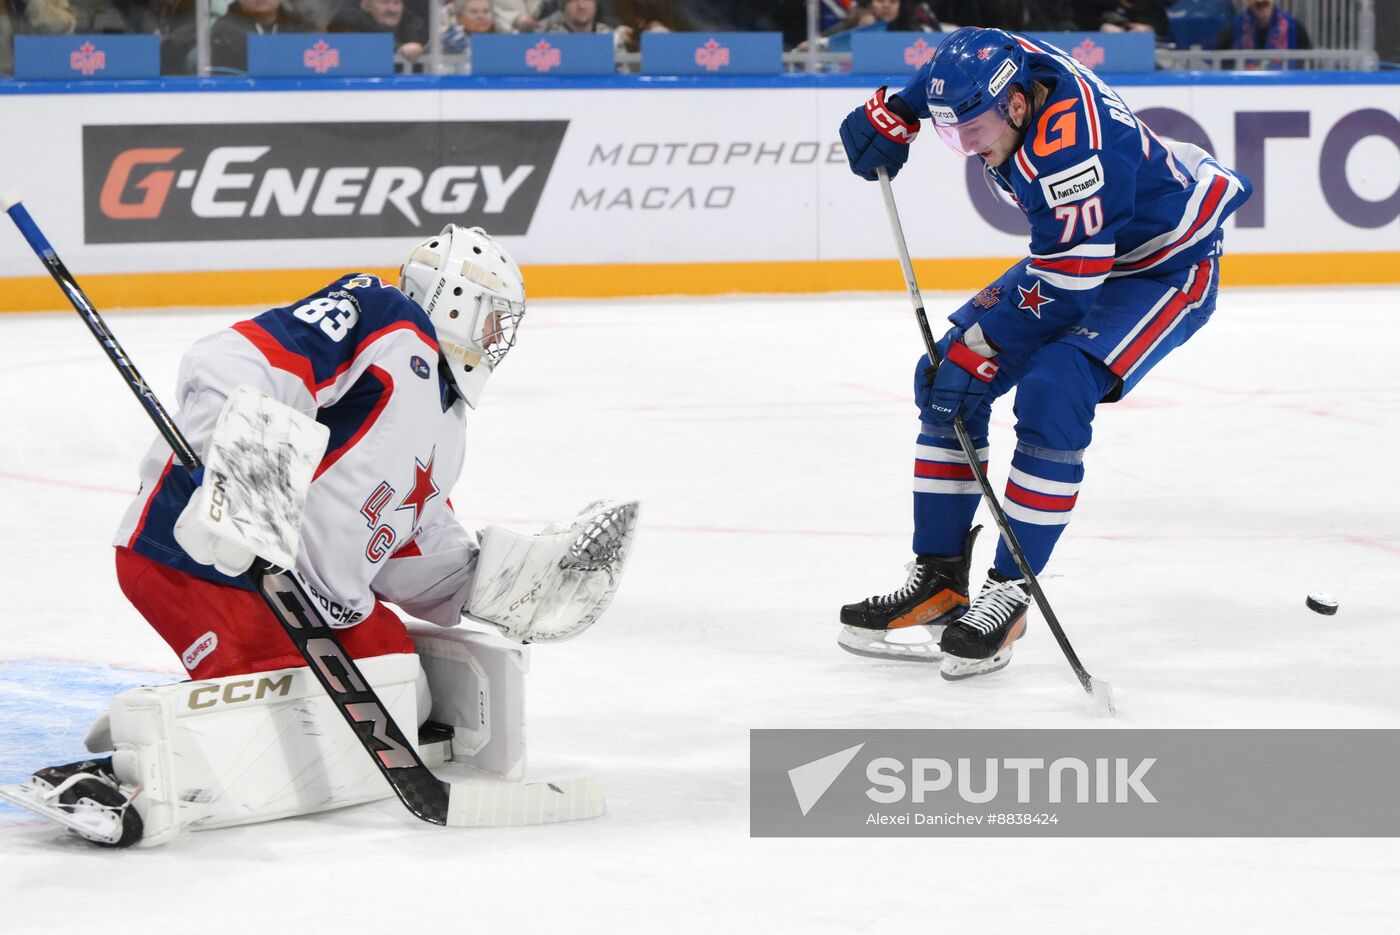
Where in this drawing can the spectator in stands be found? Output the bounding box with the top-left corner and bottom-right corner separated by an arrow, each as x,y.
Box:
494,0 -> 538,31
1097,0 -> 1170,39
1215,0 -> 1310,67
210,0 -> 314,71
330,0 -> 428,63
977,0 -> 1075,31
440,0 -> 499,53
538,0 -> 614,34
798,0 -> 932,51
613,0 -> 684,51
1,0 -> 77,76
513,0 -> 618,32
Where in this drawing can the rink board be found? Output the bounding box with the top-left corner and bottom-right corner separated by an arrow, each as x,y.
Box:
0,73 -> 1397,310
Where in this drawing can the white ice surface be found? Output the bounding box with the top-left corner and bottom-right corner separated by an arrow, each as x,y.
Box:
1,288 -> 1397,933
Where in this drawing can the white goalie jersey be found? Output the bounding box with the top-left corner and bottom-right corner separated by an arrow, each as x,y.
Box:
114,273 -> 479,629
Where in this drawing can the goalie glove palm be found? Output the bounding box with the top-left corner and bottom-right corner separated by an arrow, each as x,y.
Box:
466,500 -> 640,643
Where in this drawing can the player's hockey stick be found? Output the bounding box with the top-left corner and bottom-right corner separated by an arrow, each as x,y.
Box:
874,169 -> 1115,715
3,193 -> 606,826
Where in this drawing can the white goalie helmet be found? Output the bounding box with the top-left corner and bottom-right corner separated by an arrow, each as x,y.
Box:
400,224 -> 526,409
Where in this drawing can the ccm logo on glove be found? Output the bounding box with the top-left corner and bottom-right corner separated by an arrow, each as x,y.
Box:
946,341 -> 1000,382
866,87 -> 921,143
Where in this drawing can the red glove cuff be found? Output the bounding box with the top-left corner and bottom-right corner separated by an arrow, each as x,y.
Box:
865,87 -> 921,144
946,342 -> 1000,383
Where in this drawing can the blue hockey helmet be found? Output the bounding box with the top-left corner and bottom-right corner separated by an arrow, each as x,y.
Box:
925,27 -> 1032,157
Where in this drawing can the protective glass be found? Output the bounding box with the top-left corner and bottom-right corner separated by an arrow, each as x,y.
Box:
933,108 -> 1014,157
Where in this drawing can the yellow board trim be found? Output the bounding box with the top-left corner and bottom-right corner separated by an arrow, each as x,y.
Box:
1,253 -> 1396,313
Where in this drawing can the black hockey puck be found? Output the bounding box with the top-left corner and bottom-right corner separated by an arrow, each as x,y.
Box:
1305,593 -> 1339,615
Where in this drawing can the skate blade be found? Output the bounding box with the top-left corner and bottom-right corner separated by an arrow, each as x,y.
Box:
940,646 -> 1014,681
837,625 -> 944,663
0,781 -> 126,845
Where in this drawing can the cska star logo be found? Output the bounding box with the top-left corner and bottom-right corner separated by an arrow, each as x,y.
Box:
977,46 -> 994,61
396,450 -> 440,528
1016,280 -> 1054,318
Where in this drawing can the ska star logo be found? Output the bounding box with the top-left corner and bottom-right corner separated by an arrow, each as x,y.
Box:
1016,281 -> 1055,318
972,285 -> 1003,309
396,449 -> 440,528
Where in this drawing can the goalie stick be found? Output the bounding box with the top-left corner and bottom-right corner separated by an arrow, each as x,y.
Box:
2,192 -> 606,829
873,170 -> 1116,716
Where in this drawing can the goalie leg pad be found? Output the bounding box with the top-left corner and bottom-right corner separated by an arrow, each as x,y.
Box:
107,652 -> 421,847
467,500 -> 640,643
409,623 -> 526,781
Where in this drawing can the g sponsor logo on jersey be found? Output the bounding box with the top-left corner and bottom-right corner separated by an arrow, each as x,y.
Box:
83,121 -> 568,243
1039,155 -> 1105,208
410,355 -> 432,379
987,59 -> 1018,98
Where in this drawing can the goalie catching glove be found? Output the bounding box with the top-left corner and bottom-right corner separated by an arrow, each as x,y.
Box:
466,500 -> 640,643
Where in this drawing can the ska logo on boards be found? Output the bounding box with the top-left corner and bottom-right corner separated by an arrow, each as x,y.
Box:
70,42 -> 106,77
303,40 -> 341,74
526,40 -> 562,73
695,39 -> 730,72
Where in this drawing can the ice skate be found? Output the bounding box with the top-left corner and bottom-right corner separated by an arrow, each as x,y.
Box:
939,570 -> 1031,680
0,756 -> 143,848
837,527 -> 980,662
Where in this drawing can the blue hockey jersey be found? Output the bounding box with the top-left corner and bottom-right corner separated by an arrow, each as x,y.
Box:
897,33 -> 1252,357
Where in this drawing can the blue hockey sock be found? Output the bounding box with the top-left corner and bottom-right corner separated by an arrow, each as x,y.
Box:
912,424 -> 986,558
993,443 -> 1084,577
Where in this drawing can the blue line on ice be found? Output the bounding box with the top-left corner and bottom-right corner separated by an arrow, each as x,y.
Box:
0,659 -> 170,823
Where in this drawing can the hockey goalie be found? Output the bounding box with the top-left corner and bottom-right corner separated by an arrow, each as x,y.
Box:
0,224 -> 639,847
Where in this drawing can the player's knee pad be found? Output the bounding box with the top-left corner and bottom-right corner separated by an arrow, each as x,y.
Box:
408,624 -> 526,781
1011,345 -> 1115,451
99,653 -> 422,847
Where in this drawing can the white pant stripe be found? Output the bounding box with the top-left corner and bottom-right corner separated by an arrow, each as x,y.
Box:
1008,466 -> 1081,496
1004,499 -> 1075,526
1106,288 -> 1177,365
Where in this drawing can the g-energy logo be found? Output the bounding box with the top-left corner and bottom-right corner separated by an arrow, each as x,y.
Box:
83,120 -> 567,243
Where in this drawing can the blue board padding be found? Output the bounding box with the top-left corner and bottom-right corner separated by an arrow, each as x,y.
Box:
0,659 -> 172,823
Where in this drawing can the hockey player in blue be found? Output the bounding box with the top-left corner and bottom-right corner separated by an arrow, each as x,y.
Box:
836,27 -> 1251,678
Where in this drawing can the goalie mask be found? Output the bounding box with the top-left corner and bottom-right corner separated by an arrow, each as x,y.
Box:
400,225 -> 526,409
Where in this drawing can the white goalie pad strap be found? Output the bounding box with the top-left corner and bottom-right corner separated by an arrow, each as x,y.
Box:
466,500 -> 640,643
177,384 -> 330,572
107,653 -> 420,847
408,623 -> 527,781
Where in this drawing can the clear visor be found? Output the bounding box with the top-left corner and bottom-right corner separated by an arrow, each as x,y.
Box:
933,108 -> 1015,157
442,292 -> 525,370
